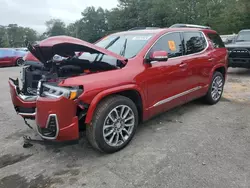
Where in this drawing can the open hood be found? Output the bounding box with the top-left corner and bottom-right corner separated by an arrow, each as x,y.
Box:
27,36 -> 127,64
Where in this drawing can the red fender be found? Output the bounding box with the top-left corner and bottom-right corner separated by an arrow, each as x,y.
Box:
209,64 -> 228,83
84,84 -> 146,124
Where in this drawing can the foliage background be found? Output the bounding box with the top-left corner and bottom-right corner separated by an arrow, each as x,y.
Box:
0,0 -> 249,47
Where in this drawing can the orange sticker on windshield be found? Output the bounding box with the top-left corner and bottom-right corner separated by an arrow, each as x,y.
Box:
168,40 -> 176,51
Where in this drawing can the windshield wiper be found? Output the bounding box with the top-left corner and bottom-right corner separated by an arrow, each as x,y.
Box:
120,38 -> 127,57
93,36 -> 120,62
105,36 -> 120,49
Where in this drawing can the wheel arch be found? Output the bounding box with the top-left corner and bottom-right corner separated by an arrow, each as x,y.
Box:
214,66 -> 226,78
15,57 -> 24,66
85,84 -> 145,124
210,64 -> 227,82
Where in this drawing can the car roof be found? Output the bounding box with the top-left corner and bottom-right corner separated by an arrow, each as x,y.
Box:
0,48 -> 15,51
239,29 -> 250,32
112,27 -> 216,36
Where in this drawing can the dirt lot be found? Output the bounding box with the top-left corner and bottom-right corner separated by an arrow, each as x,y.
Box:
0,67 -> 250,188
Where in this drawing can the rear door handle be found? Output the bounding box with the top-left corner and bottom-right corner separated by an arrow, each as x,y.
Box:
179,63 -> 187,68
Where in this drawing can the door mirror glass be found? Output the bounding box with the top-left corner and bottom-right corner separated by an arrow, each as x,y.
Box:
147,51 -> 168,63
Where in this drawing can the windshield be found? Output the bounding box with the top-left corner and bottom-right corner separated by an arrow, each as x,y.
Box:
236,31 -> 250,42
78,33 -> 153,67
95,34 -> 153,58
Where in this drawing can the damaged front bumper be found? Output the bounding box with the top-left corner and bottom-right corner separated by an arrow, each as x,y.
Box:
9,78 -> 37,119
9,78 -> 83,143
36,96 -> 79,141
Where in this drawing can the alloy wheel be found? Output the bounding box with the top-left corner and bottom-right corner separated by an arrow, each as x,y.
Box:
103,105 -> 135,147
16,58 -> 24,66
211,75 -> 223,101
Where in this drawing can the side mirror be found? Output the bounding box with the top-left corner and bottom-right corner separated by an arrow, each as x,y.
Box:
147,51 -> 168,63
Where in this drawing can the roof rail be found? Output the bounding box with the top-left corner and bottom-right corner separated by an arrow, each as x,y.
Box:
169,24 -> 211,29
128,27 -> 160,31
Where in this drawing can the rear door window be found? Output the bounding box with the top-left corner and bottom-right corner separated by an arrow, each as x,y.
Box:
207,33 -> 225,48
147,32 -> 183,58
183,32 -> 207,55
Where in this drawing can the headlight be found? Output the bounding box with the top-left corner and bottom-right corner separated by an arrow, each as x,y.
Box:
41,83 -> 83,100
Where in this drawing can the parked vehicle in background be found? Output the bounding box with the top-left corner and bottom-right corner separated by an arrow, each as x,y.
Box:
226,29 -> 250,68
0,48 -> 27,67
15,47 -> 29,52
9,25 -> 228,153
220,34 -> 237,45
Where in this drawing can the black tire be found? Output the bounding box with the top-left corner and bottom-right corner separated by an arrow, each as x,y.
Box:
16,58 -> 24,66
86,95 -> 138,153
204,71 -> 225,105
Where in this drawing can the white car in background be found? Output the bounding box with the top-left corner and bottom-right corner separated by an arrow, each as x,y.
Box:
220,34 -> 237,44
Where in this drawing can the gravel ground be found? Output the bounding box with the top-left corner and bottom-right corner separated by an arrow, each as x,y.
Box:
0,67 -> 249,188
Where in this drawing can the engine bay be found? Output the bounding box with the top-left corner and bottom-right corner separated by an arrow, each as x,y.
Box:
20,55 -> 123,96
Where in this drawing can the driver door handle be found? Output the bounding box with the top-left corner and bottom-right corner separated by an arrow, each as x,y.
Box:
208,58 -> 215,62
179,63 -> 187,68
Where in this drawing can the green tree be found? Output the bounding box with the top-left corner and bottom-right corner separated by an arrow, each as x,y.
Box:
0,26 -> 9,47
45,0 -> 250,42
67,22 -> 81,38
45,19 -> 67,37
0,24 -> 38,47
77,7 -> 108,42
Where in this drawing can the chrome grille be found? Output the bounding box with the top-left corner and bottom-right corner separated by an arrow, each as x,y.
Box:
228,48 -> 250,59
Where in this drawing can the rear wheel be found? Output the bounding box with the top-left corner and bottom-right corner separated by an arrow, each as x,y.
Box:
204,71 -> 224,105
86,95 -> 138,153
16,58 -> 24,66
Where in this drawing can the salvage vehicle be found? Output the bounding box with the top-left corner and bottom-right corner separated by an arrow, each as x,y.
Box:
0,48 -> 27,67
9,26 -> 228,153
226,29 -> 250,68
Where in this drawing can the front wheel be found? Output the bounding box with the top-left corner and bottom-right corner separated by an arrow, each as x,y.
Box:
16,58 -> 24,66
204,71 -> 225,105
86,95 -> 138,153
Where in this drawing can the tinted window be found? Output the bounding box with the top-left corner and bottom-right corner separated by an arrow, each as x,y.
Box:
208,33 -> 225,48
183,32 -> 207,55
148,32 -> 183,58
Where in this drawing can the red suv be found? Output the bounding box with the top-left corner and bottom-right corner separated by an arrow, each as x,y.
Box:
9,26 -> 228,153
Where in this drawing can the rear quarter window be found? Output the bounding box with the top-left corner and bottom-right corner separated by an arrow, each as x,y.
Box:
207,33 -> 225,48
183,32 -> 207,55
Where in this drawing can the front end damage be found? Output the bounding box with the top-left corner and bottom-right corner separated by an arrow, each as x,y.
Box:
9,77 -> 37,119
8,36 -> 127,144
36,95 -> 79,141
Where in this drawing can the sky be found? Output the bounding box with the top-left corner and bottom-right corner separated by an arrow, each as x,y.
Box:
0,0 -> 118,33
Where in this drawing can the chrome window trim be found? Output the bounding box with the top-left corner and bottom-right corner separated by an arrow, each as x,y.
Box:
144,31 -> 209,62
153,86 -> 202,107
